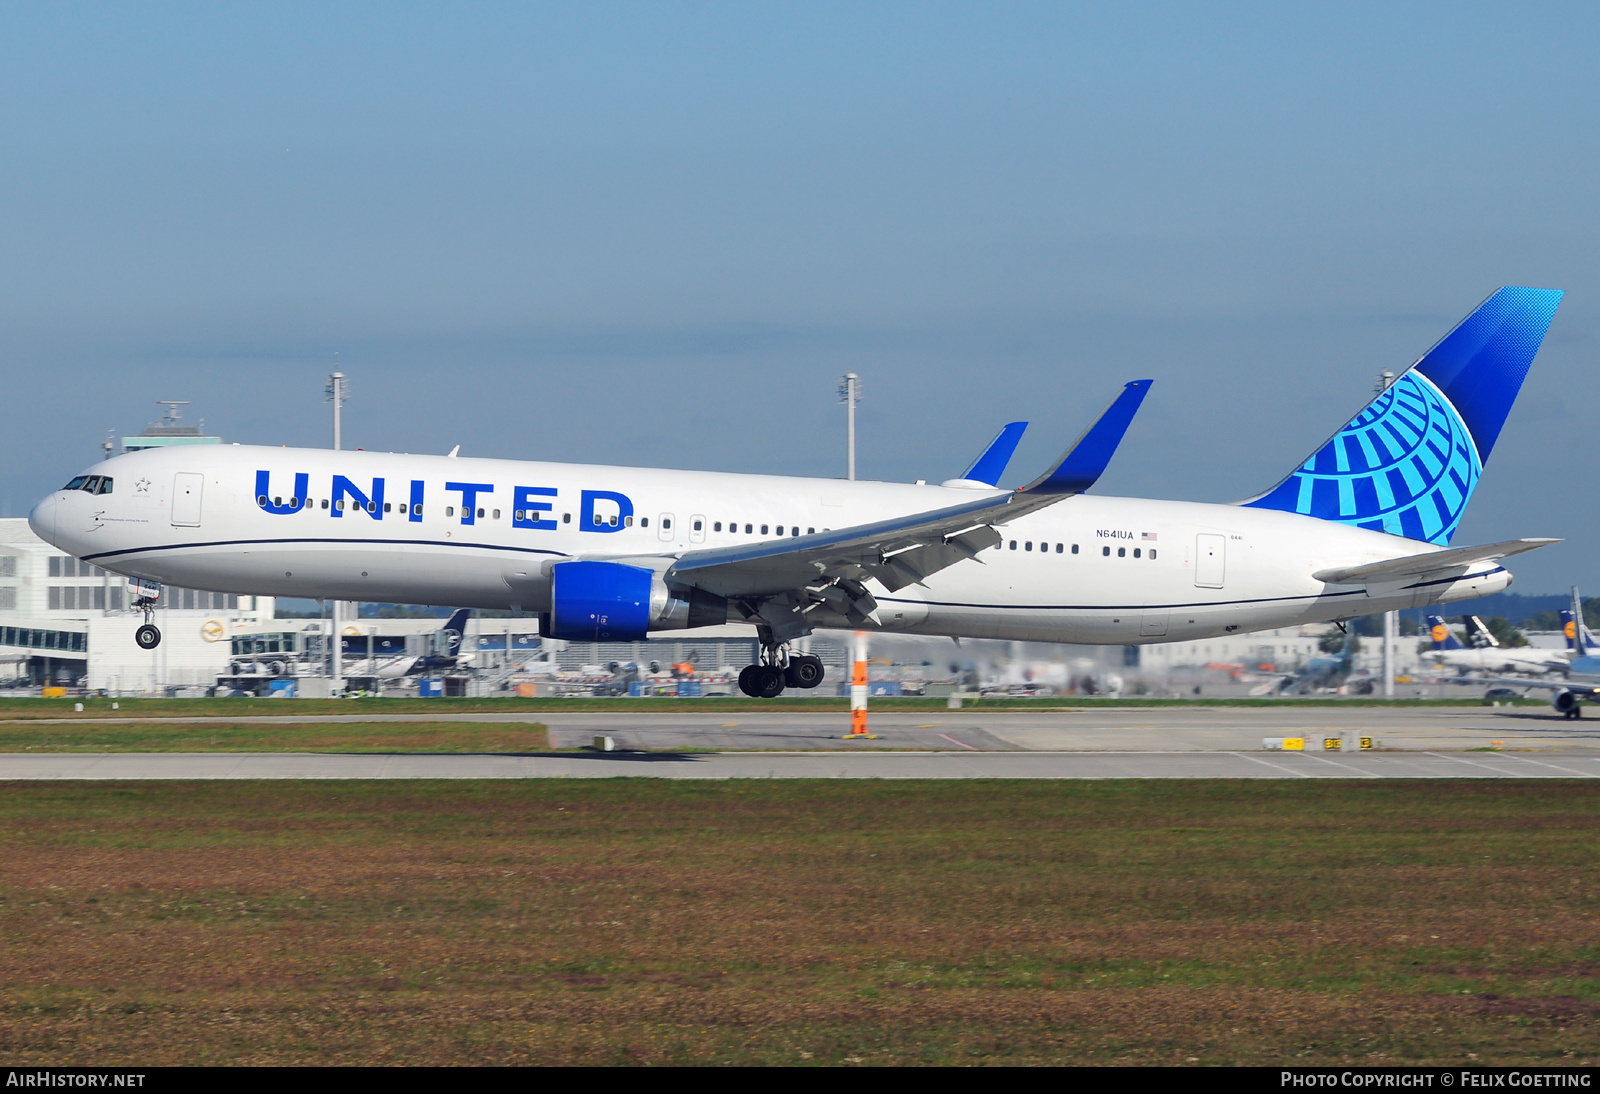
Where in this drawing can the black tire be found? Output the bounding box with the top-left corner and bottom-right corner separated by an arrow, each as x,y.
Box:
737,665 -> 761,698
790,656 -> 825,689
135,624 -> 161,650
755,665 -> 786,698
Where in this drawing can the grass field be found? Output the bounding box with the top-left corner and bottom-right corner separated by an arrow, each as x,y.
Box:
2,780 -> 1597,1065
0,695 -> 1538,720
0,720 -> 551,753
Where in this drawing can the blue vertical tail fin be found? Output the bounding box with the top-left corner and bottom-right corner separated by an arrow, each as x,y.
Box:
1243,287 -> 1562,543
1427,615 -> 1464,651
439,608 -> 471,658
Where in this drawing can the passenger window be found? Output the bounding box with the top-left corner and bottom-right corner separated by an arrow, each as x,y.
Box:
1118,547 -> 1126,557
1009,541 -> 1017,550
761,524 -> 768,535
641,517 -> 649,528
1055,543 -> 1063,553
288,497 -> 298,507
384,502 -> 392,513
257,495 -> 269,506
399,503 -> 407,514
414,504 -> 423,516
1025,541 -> 1032,551
368,502 -> 377,513
663,518 -> 672,530
693,519 -> 703,531
714,522 -> 722,532
274,496 -> 283,507
626,516 -> 633,527
807,527 -> 814,534
1072,544 -> 1079,554
321,499 -> 329,509
336,499 -> 346,511
446,506 -> 455,517
608,515 -> 617,526
1102,546 -> 1110,556
1150,549 -> 1157,559
1133,548 -> 1141,558
477,507 -> 484,519
492,509 -> 501,520
792,527 -> 799,537
563,513 -> 570,523
744,524 -> 752,534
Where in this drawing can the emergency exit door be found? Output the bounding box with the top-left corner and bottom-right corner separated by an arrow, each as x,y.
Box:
1194,534 -> 1225,588
171,473 -> 204,527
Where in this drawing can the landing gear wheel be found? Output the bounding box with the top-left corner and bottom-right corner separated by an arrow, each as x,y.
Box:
785,655 -> 825,690
135,624 -> 161,650
738,665 -> 761,698
754,665 -> 786,698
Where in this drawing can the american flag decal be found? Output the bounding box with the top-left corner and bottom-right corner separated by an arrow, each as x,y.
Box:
1141,531 -> 1157,541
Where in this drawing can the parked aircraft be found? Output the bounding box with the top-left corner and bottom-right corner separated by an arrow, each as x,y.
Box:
29,288 -> 1564,697
371,608 -> 476,680
1423,614 -> 1568,675
1276,629 -> 1366,694
1478,590 -> 1600,718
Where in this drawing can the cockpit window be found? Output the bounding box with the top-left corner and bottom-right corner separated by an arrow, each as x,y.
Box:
84,477 -> 102,493
64,476 -> 88,490
94,478 -> 112,495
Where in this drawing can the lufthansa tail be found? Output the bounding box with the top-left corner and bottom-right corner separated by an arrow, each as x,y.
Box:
1426,615 -> 1465,651
1244,287 -> 1563,544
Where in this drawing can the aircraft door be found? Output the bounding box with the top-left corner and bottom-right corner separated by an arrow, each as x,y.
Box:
657,514 -> 675,542
171,473 -> 204,527
689,515 -> 706,544
1194,534 -> 1225,588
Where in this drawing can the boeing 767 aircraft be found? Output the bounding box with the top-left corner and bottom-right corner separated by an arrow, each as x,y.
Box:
29,287 -> 1564,697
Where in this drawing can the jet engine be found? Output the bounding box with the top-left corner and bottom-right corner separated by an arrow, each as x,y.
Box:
1552,690 -> 1581,716
542,560 -> 729,642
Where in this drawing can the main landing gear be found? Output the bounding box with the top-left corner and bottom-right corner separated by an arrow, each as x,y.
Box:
134,595 -> 161,650
737,649 -> 826,698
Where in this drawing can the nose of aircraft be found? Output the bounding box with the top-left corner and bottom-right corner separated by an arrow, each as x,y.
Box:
28,493 -> 57,546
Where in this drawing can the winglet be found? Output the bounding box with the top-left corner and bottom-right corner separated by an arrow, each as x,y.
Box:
1019,380 -> 1152,496
958,422 -> 1028,486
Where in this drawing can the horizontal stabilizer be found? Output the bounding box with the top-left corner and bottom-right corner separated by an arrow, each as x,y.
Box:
1019,380 -> 1151,496
1312,537 -> 1559,586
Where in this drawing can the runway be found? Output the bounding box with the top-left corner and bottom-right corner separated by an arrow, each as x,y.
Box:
3,704 -> 1600,779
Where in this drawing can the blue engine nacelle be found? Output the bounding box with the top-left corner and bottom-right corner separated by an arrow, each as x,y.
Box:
545,560 -> 654,642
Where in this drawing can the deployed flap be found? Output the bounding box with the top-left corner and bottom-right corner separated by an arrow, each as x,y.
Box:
958,422 -> 1028,487
667,380 -> 1153,600
1312,537 -> 1559,586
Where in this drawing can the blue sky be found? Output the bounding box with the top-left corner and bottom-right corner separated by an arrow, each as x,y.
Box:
3,3 -> 1597,592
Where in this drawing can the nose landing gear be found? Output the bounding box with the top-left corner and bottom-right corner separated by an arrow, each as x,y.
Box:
134,592 -> 161,650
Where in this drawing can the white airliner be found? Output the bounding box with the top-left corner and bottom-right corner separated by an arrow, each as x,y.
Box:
29,288 -> 1565,698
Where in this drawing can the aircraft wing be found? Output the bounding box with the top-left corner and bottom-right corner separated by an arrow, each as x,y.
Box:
1312,538 -> 1561,587
664,380 -> 1152,608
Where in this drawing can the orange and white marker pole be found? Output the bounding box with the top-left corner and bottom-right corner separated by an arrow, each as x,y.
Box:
846,630 -> 875,738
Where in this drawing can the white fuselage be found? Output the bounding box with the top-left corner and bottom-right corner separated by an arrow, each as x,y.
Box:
1426,647 -> 1568,675
28,445 -> 1514,645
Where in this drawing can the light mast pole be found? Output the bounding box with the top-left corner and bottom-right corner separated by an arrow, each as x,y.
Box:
326,371 -> 348,695
838,373 -> 860,481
